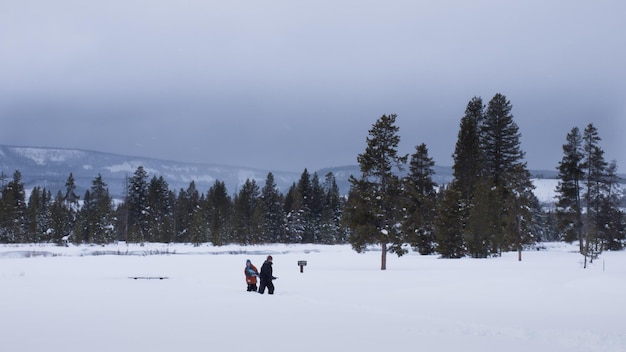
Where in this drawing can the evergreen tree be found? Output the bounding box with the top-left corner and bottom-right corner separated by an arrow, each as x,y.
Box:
232,178 -> 262,244
49,190 -> 72,245
74,190 -> 92,244
126,166 -> 150,243
503,170 -> 537,261
297,169 -> 315,243
453,96 -> 484,202
82,174 -> 115,244
482,94 -> 522,186
189,204 -> 207,246
25,187 -> 41,243
284,182 -> 304,243
402,143 -> 438,255
146,176 -> 175,243
446,97 -> 484,258
479,94 -> 536,257
305,172 -> 326,243
542,210 -> 561,242
596,161 -> 625,250
37,188 -> 54,242
175,182 -> 201,243
64,173 -> 80,209
581,123 -> 607,265
259,172 -> 286,243
319,172 -> 344,244
344,114 -> 408,270
434,184 -> 465,258
555,127 -> 584,246
206,180 -> 233,245
526,194 -> 551,243
25,186 -> 51,243
465,179 -> 500,257
62,173 -> 81,243
0,170 -> 27,243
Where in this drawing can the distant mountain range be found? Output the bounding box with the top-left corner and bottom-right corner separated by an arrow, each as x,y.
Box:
0,144 -> 604,203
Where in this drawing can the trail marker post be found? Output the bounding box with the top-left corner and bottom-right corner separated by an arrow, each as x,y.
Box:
297,260 -> 307,273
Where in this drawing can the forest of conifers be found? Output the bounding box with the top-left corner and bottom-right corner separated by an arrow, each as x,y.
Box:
0,94 -> 623,261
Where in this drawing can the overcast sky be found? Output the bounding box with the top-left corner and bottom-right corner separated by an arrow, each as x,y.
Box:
1,1 -> 624,173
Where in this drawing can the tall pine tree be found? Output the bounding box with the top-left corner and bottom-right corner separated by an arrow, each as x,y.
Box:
581,123 -> 607,266
126,166 -> 150,243
555,127 -> 584,246
344,114 -> 408,270
206,180 -> 233,245
402,143 -> 438,255
479,93 -> 535,257
259,172 -> 286,243
233,178 -> 262,244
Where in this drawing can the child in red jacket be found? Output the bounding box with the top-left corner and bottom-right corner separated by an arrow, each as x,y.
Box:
244,259 -> 259,292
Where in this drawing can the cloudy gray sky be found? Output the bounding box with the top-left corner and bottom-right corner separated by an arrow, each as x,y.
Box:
1,1 -> 625,173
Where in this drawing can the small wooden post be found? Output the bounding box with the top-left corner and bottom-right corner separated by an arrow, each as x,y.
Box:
297,260 -> 307,273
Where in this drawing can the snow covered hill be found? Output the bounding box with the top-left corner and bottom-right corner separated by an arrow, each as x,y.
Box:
0,144 -> 622,205
0,145 -> 301,198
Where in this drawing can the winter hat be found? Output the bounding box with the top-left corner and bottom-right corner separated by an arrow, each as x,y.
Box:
267,255 -> 273,261
246,259 -> 251,264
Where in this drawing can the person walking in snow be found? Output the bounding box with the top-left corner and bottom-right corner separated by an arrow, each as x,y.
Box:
244,259 -> 259,292
258,255 -> 276,295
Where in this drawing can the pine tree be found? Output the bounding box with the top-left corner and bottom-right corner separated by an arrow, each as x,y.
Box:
309,172 -> 325,243
284,182 -> 304,243
146,176 -> 175,243
63,173 -> 80,242
49,190 -> 72,245
542,210 -> 561,242
175,181 -> 201,243
0,170 -> 27,243
453,97 -> 484,202
232,178 -> 262,244
596,161 -> 625,250
74,190 -> 92,244
86,174 -> 115,244
581,123 -> 607,266
126,166 -> 150,243
189,205 -> 207,246
259,172 -> 286,243
403,143 -> 438,255
555,127 -> 584,246
26,186 -> 51,243
206,180 -> 233,245
297,169 -> 314,243
465,179 -> 499,257
34,188 -> 53,243
480,94 -> 536,256
482,94 -> 521,186
503,169 -> 537,261
445,97 -> 484,258
434,184 -> 465,258
319,172 -> 344,244
344,114 -> 408,270
25,187 -> 40,243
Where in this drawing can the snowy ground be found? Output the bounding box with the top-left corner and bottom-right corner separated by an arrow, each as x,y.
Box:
1,242 -> 624,352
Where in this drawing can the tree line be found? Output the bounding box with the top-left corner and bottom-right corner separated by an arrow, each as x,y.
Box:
0,94 -> 623,267
0,167 -> 346,246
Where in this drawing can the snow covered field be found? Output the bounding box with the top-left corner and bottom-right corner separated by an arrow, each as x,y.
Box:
1,242 -> 624,352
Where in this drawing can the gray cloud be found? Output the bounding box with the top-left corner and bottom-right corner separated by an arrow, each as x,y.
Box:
1,1 -> 624,173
